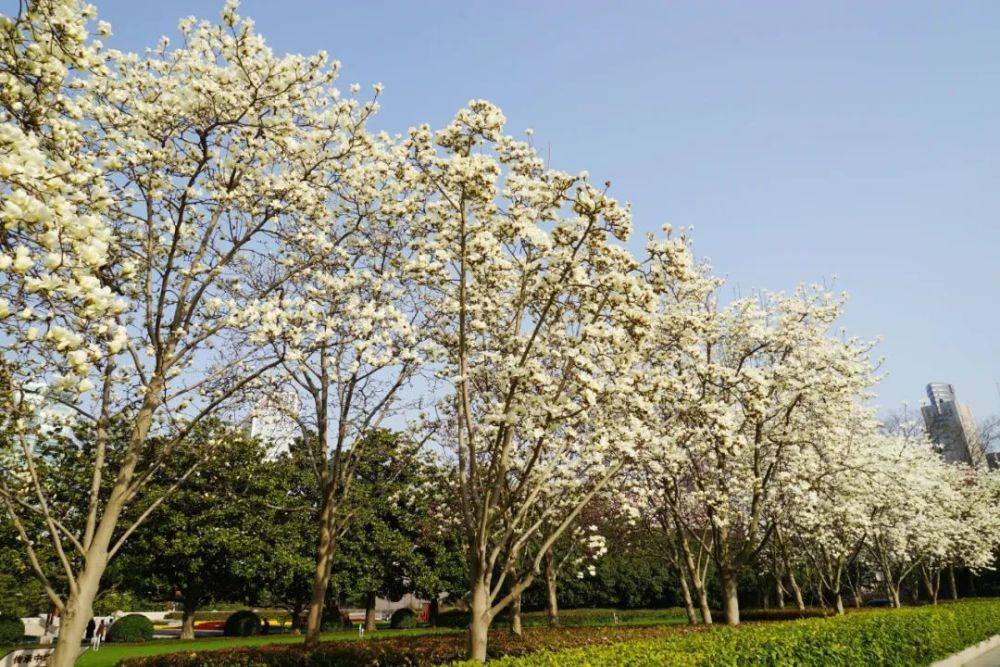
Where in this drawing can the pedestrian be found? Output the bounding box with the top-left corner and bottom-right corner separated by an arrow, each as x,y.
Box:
92,619 -> 107,651
86,617 -> 96,641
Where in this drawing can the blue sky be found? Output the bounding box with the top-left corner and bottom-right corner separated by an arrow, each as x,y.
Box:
84,0 -> 1000,419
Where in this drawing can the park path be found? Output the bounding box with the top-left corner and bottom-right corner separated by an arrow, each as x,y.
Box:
963,643 -> 1000,667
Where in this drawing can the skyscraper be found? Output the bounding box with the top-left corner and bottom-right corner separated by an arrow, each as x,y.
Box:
921,383 -> 986,468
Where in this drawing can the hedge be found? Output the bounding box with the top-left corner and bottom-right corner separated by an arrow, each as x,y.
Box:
482,598 -> 1000,666
224,610 -> 263,637
107,614 -> 155,643
0,614 -> 24,645
117,599 -> 1000,667
390,608 -> 418,629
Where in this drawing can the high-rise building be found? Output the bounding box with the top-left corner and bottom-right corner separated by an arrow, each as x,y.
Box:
250,389 -> 301,460
921,383 -> 986,468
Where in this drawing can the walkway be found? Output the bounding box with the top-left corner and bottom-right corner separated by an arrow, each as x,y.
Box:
963,643 -> 1000,667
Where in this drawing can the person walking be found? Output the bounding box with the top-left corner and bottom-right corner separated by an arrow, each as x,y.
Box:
91,619 -> 107,651
85,618 -> 96,642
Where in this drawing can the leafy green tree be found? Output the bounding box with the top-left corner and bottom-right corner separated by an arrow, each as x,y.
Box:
114,422 -> 282,639
326,430 -> 439,631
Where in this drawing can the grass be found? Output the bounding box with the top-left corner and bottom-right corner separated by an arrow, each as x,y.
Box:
72,607 -> 687,666
74,607 -> 690,666
74,627 -> 460,667
518,607 -> 691,628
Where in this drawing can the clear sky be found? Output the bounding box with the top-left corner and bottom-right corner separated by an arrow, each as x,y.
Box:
81,0 -> 1000,419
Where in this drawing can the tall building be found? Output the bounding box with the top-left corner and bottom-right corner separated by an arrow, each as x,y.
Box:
249,389 -> 301,460
921,383 -> 986,468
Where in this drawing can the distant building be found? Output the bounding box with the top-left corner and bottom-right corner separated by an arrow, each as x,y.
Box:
249,389 -> 301,459
921,383 -> 986,468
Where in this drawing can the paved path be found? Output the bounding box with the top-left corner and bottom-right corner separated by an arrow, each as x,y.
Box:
963,643 -> 1000,667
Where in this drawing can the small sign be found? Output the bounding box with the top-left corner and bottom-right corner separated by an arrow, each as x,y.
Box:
1,646 -> 85,667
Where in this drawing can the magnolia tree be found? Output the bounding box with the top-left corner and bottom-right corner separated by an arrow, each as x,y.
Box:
864,433 -> 1000,607
237,113 -> 431,643
404,100 -> 705,660
775,410 -> 885,614
631,285 -> 877,625
1,2 -> 379,663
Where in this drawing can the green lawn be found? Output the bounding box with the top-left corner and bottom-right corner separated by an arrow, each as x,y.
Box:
73,607 -> 691,666
74,627 -> 460,667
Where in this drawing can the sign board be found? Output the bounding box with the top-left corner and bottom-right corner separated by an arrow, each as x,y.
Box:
1,646 -> 86,666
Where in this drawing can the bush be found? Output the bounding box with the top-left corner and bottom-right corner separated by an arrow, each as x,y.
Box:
93,590 -> 141,615
0,614 -> 24,645
434,609 -> 469,628
390,608 -> 418,629
320,606 -> 352,631
223,610 -> 263,637
488,598 -> 1000,666
107,614 -> 154,643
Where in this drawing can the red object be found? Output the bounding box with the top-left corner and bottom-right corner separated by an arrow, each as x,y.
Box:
195,620 -> 226,631
418,603 -> 430,622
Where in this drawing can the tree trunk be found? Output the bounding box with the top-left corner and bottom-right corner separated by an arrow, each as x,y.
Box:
544,553 -> 560,628
775,575 -> 786,609
180,599 -> 198,640
290,600 -> 304,634
304,497 -> 339,645
49,580 -> 98,667
696,584 -> 713,625
948,565 -> 959,600
832,565 -> 845,615
720,570 -> 740,626
788,571 -> 805,611
49,378 -> 165,667
888,584 -> 902,608
675,529 -> 711,624
428,598 -> 439,628
364,592 -> 377,632
510,593 -> 522,636
676,565 -> 698,625
467,578 -> 491,662
921,568 -> 940,605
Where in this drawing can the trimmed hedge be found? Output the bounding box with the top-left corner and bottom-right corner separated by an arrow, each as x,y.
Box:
224,610 -> 263,637
117,599 -> 1000,666
484,599 -> 1000,666
107,614 -> 155,643
0,614 -> 24,645
390,608 -> 418,629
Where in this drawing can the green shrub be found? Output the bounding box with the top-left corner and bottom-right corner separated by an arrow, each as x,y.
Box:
434,609 -> 469,628
107,614 -> 154,643
487,598 -> 1000,666
0,614 -> 24,645
93,590 -> 141,615
320,606 -> 352,631
223,610 -> 263,637
390,608 -> 418,629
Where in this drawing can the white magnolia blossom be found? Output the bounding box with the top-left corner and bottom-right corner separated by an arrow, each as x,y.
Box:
404,99 -> 707,659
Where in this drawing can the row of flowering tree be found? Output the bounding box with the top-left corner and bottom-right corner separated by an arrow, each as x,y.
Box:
625,284 -> 1000,625
2,1 -> 1000,665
